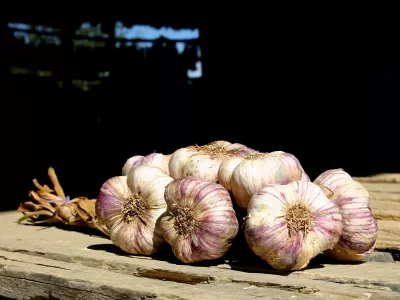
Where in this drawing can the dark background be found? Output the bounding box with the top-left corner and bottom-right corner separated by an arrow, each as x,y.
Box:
2,17 -> 399,211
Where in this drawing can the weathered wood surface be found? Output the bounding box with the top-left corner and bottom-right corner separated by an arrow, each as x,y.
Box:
356,179 -> 400,251
0,211 -> 399,299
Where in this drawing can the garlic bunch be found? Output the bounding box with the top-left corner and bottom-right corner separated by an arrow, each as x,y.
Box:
122,153 -> 171,176
159,176 -> 239,263
168,140 -> 254,182
218,151 -> 307,210
96,165 -> 173,255
314,169 -> 378,261
245,180 -> 343,271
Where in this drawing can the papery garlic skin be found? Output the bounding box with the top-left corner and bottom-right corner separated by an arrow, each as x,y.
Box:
96,165 -> 173,255
122,153 -> 171,176
314,169 -> 378,261
245,181 -> 343,271
159,176 -> 239,264
122,155 -> 144,176
219,151 -> 307,210
217,157 -> 244,191
168,140 -> 254,182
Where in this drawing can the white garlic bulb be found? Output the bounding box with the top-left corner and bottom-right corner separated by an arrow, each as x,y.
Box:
314,169 -> 378,261
159,176 -> 239,263
168,140 -> 254,183
96,165 -> 173,255
218,151 -> 307,210
245,180 -> 343,271
122,153 -> 171,176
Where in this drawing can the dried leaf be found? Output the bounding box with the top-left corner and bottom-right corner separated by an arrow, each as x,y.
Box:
18,167 -> 109,237
77,198 -> 96,218
37,190 -> 64,201
28,191 -> 56,211
18,210 -> 55,223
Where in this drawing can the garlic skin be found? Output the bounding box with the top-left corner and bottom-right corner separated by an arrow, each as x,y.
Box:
122,153 -> 171,176
314,169 -> 378,262
168,140 -> 254,182
245,181 -> 343,271
96,165 -> 173,255
159,176 -> 239,263
218,151 -> 307,210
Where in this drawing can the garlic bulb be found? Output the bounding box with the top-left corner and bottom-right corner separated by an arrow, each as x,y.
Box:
218,151 -> 307,210
159,176 -> 239,263
122,153 -> 171,176
314,169 -> 378,261
96,165 -> 173,255
245,181 -> 343,271
168,140 -> 254,182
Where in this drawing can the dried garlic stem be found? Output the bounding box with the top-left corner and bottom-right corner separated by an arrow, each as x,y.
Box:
48,167 -> 66,199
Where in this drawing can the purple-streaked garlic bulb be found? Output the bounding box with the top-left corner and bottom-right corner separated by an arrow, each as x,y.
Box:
96,165 -> 173,255
159,176 -> 239,263
122,153 -> 171,176
168,140 -> 254,182
245,181 -> 343,271
314,169 -> 378,262
218,151 -> 308,210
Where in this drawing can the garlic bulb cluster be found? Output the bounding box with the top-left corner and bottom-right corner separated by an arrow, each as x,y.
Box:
91,139 -> 381,268
314,169 -> 378,261
96,165 -> 173,255
122,153 -> 171,176
168,140 -> 254,182
245,180 -> 343,271
159,176 -> 239,263
218,151 -> 307,210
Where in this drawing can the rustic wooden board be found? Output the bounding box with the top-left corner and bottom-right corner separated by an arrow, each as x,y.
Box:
1,211 -> 400,299
354,180 -> 400,251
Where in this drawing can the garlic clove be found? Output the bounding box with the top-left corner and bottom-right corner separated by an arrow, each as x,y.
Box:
218,157 -> 245,191
245,181 -> 343,271
160,176 -> 239,264
314,169 -> 378,262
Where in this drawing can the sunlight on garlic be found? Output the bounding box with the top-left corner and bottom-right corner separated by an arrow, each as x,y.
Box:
168,140 -> 254,183
218,151 -> 307,210
314,169 -> 378,261
245,180 -> 343,271
96,165 -> 173,255
122,153 -> 171,176
159,176 -> 239,263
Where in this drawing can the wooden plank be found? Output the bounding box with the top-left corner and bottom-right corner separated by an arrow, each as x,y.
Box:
349,180 -> 400,250
1,211 -> 400,299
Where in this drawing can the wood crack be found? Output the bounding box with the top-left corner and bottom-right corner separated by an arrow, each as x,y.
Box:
0,255 -> 71,271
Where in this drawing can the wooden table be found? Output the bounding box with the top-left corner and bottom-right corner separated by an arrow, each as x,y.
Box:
0,210 -> 399,300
